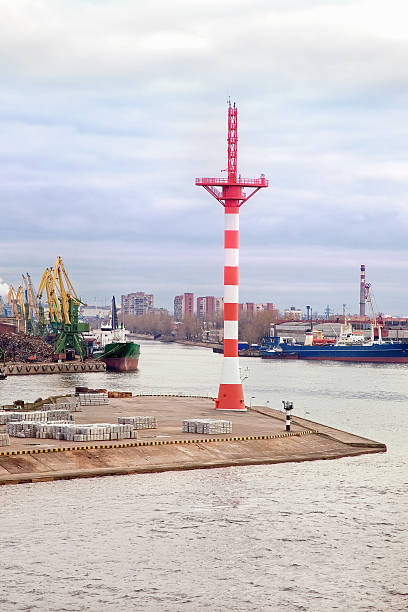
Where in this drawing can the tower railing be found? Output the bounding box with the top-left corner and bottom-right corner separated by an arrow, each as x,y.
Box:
195,177 -> 268,187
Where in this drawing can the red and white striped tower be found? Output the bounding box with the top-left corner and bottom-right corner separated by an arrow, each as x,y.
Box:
360,264 -> 366,316
196,102 -> 268,410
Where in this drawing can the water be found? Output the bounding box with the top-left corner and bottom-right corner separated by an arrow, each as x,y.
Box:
1,341 -> 407,611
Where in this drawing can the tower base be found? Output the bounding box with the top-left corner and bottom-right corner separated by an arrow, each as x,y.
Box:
215,383 -> 247,411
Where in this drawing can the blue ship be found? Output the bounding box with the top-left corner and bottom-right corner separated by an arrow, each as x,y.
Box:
260,326 -> 408,363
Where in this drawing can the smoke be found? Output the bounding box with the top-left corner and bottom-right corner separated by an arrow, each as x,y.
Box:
0,277 -> 9,298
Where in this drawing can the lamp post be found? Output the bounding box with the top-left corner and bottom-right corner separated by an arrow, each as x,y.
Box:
282,400 -> 294,431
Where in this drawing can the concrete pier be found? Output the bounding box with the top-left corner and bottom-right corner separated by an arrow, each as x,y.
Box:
1,361 -> 106,376
0,396 -> 386,485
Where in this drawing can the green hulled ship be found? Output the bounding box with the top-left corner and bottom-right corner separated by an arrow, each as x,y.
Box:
95,297 -> 140,372
100,341 -> 140,372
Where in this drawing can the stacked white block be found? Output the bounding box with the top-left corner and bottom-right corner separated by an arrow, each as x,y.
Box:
78,393 -> 109,406
118,416 -> 157,429
7,421 -> 139,441
6,421 -> 67,438
0,432 -> 10,446
0,409 -> 73,425
182,419 -> 232,434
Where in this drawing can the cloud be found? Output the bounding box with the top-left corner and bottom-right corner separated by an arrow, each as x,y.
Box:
1,0 -> 408,314
0,278 -> 10,298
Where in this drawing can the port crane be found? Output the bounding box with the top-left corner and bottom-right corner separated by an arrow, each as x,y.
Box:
7,275 -> 42,334
365,283 -> 383,342
21,273 -> 40,333
7,285 -> 27,332
8,285 -> 24,318
37,257 -> 89,357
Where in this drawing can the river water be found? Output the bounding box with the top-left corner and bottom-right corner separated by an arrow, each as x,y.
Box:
0,341 -> 407,611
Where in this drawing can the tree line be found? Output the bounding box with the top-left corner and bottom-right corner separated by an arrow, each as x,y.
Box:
122,310 -> 280,344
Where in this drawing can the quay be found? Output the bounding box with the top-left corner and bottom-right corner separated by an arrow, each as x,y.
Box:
1,361 -> 106,376
0,395 -> 386,485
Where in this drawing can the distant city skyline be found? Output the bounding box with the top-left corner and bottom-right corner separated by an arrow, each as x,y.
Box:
1,1 -> 407,315
1,275 -> 404,318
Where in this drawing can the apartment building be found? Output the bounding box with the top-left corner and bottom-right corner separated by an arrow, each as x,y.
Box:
121,292 -> 154,316
197,296 -> 218,319
174,293 -> 194,321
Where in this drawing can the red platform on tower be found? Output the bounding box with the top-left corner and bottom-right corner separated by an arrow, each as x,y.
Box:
196,102 -> 268,410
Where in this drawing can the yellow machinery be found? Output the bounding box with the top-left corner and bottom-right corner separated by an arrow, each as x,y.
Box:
8,276 -> 41,333
37,257 -> 89,357
7,285 -> 26,318
21,273 -> 40,333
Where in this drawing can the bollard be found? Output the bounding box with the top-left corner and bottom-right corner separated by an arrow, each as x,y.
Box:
282,400 -> 294,431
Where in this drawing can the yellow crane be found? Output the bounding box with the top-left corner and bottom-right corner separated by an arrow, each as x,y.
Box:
37,267 -> 62,323
7,285 -> 16,309
37,257 -> 88,357
23,273 -> 39,320
7,285 -> 26,332
7,285 -> 26,319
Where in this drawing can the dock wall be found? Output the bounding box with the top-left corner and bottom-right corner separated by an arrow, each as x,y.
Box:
0,430 -> 386,486
2,361 -> 106,376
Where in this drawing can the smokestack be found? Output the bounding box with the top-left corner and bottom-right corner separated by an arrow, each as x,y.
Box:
360,265 -> 366,316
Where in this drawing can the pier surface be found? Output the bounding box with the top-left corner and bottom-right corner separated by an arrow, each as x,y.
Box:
0,396 -> 386,485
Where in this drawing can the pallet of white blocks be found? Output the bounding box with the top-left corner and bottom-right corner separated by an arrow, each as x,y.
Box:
118,416 -> 157,429
7,421 -> 139,441
67,423 -> 138,442
0,409 -> 73,425
182,419 -> 233,434
78,393 -> 109,406
0,432 -> 10,446
6,421 -> 69,439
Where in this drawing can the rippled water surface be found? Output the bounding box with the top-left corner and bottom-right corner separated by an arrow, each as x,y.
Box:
1,341 -> 407,611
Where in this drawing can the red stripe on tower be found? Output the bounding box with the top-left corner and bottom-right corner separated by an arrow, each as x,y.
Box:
224,339 -> 238,357
224,303 -> 239,321
224,267 -> 239,286
224,230 -> 239,249
195,101 -> 268,410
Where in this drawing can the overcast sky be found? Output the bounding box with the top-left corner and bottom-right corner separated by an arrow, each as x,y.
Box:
1,0 -> 407,315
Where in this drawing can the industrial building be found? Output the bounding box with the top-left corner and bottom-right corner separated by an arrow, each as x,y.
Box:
283,306 -> 303,321
239,302 -> 276,314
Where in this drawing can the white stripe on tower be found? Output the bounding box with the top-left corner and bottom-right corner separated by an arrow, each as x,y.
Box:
215,206 -> 246,410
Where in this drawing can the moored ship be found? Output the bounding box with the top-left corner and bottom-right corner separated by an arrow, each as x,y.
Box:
260,321 -> 408,363
90,297 -> 140,372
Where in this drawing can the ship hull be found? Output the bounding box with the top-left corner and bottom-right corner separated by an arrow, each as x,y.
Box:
101,356 -> 139,372
99,342 -> 140,372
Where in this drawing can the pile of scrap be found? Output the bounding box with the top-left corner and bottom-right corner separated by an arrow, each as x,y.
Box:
0,395 -> 79,412
75,386 -> 107,394
75,387 -> 132,398
0,332 -> 54,363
